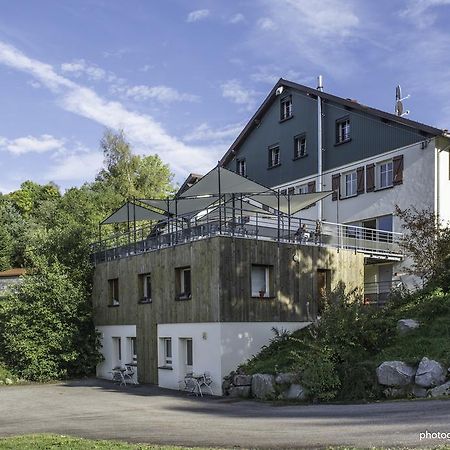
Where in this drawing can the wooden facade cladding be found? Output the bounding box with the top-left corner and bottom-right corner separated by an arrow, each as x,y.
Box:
92,236 -> 364,384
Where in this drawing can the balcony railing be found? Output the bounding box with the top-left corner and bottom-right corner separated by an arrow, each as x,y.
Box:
363,281 -> 403,307
91,211 -> 403,265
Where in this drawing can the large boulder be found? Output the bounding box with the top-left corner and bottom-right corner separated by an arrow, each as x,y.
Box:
228,386 -> 251,398
415,357 -> 446,388
397,319 -> 419,334
275,373 -> 297,385
251,374 -> 275,400
429,381 -> 450,398
412,385 -> 428,398
233,374 -> 252,386
376,361 -> 415,386
283,384 -> 306,400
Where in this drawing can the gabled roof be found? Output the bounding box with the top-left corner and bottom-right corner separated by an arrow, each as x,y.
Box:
0,268 -> 26,278
176,173 -> 203,198
220,78 -> 446,167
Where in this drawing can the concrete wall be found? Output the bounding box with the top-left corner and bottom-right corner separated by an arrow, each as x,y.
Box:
96,325 -> 137,380
157,321 -> 309,395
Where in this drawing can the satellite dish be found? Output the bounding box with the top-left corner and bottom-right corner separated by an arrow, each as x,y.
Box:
275,86 -> 284,96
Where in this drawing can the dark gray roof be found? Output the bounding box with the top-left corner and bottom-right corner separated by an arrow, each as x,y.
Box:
220,78 -> 445,166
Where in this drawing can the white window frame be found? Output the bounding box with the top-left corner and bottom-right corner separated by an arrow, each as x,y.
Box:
128,337 -> 137,363
377,160 -> 393,189
280,96 -> 292,120
269,146 -> 280,168
251,265 -> 271,298
237,159 -> 246,177
294,134 -> 307,159
295,184 -> 308,194
161,337 -> 172,366
337,118 -> 350,143
343,171 -> 357,197
143,273 -> 152,301
177,267 -> 191,299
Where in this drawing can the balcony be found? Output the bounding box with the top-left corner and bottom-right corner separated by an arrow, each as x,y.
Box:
91,213 -> 403,265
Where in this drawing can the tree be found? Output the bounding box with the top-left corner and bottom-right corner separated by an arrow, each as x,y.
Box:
395,205 -> 450,286
95,129 -> 175,204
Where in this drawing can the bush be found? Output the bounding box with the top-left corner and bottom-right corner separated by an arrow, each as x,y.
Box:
0,263 -> 102,381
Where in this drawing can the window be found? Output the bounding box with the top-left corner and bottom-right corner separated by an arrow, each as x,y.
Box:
268,145 -> 280,168
280,95 -> 292,121
108,278 -> 119,306
236,158 -> 246,177
138,273 -> 152,303
251,265 -> 272,298
186,338 -> 193,367
294,134 -> 307,159
343,171 -> 357,197
161,338 -> 172,366
112,337 -> 121,363
176,266 -> 191,300
128,337 -> 137,363
336,117 -> 351,143
377,160 -> 393,188
295,184 -> 308,194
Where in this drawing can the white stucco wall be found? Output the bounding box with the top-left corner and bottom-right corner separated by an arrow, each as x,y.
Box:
96,325 -> 137,380
157,321 -> 309,395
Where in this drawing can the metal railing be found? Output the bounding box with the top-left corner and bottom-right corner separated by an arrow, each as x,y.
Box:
363,281 -> 403,307
91,211 -> 403,265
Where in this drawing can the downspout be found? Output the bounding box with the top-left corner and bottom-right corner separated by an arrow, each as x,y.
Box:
317,75 -> 324,221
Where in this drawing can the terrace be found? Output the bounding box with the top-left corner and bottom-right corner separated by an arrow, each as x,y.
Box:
91,167 -> 403,266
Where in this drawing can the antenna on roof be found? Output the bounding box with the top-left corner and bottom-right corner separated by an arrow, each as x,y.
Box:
395,85 -> 410,117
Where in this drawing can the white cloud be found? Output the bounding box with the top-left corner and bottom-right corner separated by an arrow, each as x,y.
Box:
46,150 -> 103,182
61,59 -> 108,81
116,84 -> 199,103
221,79 -> 259,110
0,41 -> 218,177
399,0 -> 450,27
257,17 -> 277,31
250,0 -> 361,76
0,134 -> 64,155
229,13 -> 245,24
186,9 -> 210,23
250,65 -> 307,85
184,122 -> 244,144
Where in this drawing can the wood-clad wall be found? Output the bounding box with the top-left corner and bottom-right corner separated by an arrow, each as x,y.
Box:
92,236 -> 364,383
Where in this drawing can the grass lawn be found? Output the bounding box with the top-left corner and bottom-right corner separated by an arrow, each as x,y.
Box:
0,434 -> 218,450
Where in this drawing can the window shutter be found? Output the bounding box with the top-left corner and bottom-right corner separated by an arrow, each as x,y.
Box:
268,149 -> 271,168
307,180 -> 316,193
331,174 -> 340,201
393,155 -> 404,185
366,164 -> 375,192
357,167 -> 365,194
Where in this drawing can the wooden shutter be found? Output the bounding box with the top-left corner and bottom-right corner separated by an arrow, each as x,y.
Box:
307,180 -> 316,193
357,166 -> 365,194
366,164 -> 375,192
393,155 -> 404,185
331,174 -> 340,201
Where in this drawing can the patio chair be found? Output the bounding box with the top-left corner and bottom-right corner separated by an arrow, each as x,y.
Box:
197,372 -> 214,396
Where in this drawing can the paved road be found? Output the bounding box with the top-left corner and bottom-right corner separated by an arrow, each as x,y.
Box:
1,380 -> 449,448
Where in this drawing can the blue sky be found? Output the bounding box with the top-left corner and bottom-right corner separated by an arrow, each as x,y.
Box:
1,0 -> 450,193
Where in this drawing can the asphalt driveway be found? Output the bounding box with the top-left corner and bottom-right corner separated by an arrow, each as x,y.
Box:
1,379 -> 449,448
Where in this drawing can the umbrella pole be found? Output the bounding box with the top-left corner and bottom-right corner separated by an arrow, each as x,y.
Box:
218,164 -> 222,235
127,201 -> 131,255
288,193 -> 291,242
277,189 -> 280,245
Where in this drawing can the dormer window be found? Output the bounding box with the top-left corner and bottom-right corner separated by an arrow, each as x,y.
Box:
280,96 -> 292,121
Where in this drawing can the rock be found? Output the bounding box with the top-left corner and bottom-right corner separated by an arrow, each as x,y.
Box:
275,373 -> 297,385
397,319 -> 419,334
283,384 -> 306,400
376,361 -> 416,386
383,387 -> 408,398
251,374 -> 275,400
415,357 -> 446,388
233,374 -> 252,386
228,386 -> 251,398
412,385 -> 428,398
429,381 -> 450,398
222,379 -> 231,392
